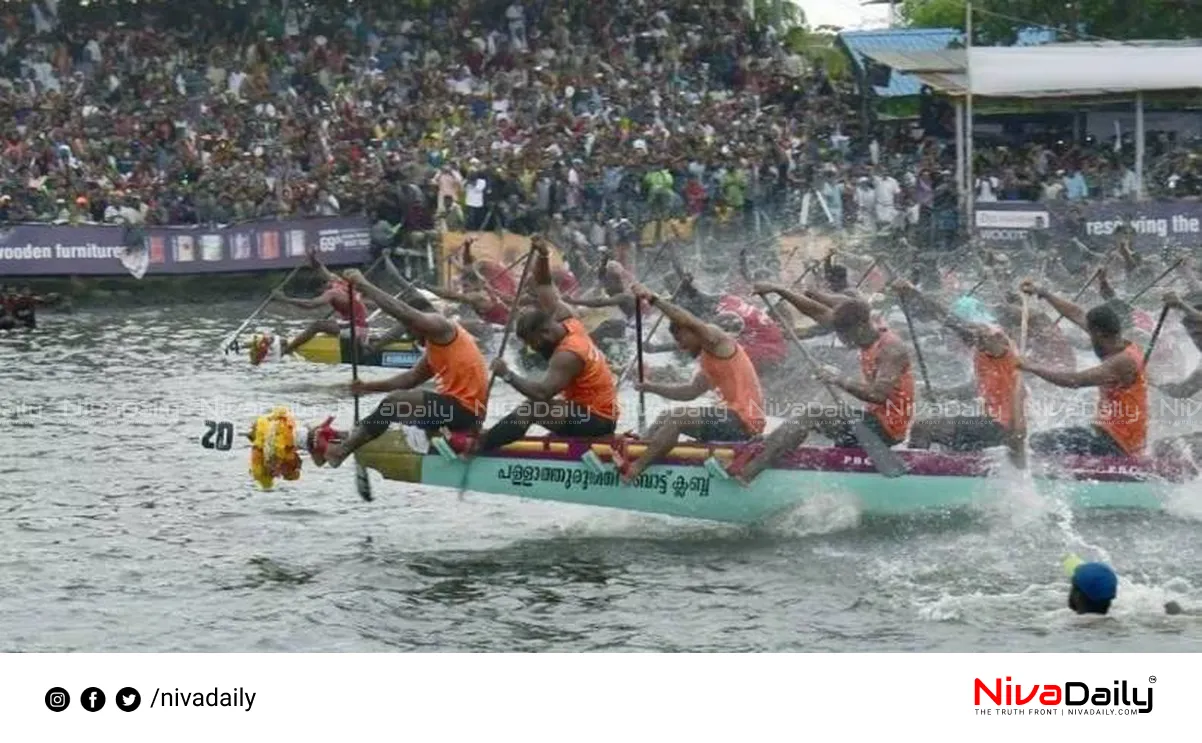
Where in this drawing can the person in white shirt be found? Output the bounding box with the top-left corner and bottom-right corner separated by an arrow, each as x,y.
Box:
506,3 -> 528,51
432,165 -> 463,214
854,177 -> 876,231
872,169 -> 900,230
976,176 -> 999,202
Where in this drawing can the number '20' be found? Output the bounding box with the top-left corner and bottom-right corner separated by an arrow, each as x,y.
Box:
202,420 -> 235,451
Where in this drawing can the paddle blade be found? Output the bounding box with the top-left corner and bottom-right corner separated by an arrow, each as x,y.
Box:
355,462 -> 373,502
852,421 -> 907,478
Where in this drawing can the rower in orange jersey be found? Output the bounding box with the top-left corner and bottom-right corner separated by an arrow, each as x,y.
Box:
729,298 -> 915,485
614,282 -> 766,485
479,236 -> 620,450
310,266 -> 489,469
1017,278 -> 1147,458
892,280 -> 1027,455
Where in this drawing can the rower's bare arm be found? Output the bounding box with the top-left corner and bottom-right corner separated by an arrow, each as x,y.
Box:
1034,286 -> 1089,331
509,350 -> 584,401
639,290 -> 723,347
644,372 -> 711,402
1097,269 -> 1117,301
427,285 -> 469,303
807,287 -> 853,309
1159,367 -> 1202,399
895,282 -> 976,344
643,340 -> 678,353
274,292 -> 328,310
840,340 -> 908,404
350,276 -> 454,340
759,284 -> 834,326
565,294 -> 625,308
362,358 -> 434,393
1021,353 -> 1136,390
532,238 -> 573,321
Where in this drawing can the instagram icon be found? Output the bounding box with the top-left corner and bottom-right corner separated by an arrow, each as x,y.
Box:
45,687 -> 70,711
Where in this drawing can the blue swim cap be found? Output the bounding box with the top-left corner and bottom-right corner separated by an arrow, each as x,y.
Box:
950,296 -> 996,325
1072,562 -> 1118,603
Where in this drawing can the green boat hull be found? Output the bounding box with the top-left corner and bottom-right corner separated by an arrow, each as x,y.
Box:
353,433 -> 1184,525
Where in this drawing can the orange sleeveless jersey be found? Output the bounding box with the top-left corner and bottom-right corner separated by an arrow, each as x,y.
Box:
699,341 -> 766,435
860,329 -> 915,441
1096,343 -> 1148,456
425,324 -> 489,417
557,317 -> 619,421
973,341 -> 1021,430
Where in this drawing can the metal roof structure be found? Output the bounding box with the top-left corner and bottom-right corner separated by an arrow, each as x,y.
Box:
837,28 -> 962,98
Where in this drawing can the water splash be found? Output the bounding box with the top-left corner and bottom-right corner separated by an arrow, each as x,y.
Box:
758,490 -> 863,537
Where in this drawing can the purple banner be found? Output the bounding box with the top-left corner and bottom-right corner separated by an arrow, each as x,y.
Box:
0,217 -> 373,278
974,200 -> 1202,252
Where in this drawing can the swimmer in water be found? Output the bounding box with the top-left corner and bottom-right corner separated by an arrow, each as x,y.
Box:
1064,556 -> 1117,615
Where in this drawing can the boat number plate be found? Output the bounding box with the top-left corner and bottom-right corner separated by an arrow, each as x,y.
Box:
381,351 -> 421,367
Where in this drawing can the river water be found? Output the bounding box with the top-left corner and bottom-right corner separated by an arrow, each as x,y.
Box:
3,303 -> 1202,652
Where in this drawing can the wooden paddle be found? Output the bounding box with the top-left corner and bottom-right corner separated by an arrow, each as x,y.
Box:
634,287 -> 647,433
1009,293 -> 1031,470
453,245 -> 539,496
757,294 -> 907,478
1128,258 -> 1185,305
221,263 -> 304,354
897,293 -> 935,400
347,282 -> 372,502
1144,305 -> 1171,366
1051,256 -> 1112,328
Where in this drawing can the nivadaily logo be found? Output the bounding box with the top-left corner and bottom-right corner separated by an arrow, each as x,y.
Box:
974,677 -> 1154,715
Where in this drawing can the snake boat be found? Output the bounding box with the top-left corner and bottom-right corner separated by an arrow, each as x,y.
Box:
292,334 -> 424,368
349,431 -> 1199,525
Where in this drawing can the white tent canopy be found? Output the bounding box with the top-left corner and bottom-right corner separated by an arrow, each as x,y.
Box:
967,46 -> 1202,96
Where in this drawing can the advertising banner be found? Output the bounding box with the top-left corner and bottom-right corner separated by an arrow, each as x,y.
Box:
974,200 -> 1202,252
0,217 -> 373,278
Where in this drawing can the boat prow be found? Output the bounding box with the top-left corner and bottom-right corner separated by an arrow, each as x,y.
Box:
350,432 -> 1198,525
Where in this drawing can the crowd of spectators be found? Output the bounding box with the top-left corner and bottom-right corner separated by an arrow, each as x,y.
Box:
0,0 -> 853,239
0,0 -> 1192,256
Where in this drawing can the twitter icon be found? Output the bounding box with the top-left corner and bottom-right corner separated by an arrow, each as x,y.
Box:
116,687 -> 141,712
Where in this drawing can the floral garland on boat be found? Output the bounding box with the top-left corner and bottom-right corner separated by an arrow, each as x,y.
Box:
249,407 -> 303,490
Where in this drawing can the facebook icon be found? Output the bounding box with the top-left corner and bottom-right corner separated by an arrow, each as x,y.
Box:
81,687 -> 106,712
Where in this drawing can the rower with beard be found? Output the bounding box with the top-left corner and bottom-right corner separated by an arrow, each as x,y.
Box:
728,298 -> 915,485
892,280 -> 1026,453
613,282 -> 766,485
1017,278 -> 1147,458
311,266 -> 488,469
478,236 -> 619,450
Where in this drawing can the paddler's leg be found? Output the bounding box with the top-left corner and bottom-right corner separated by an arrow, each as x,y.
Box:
280,319 -> 343,357
325,390 -> 478,467
477,401 -> 540,452
731,415 -> 815,485
623,405 -> 748,484
909,416 -> 1007,451
366,323 -> 409,354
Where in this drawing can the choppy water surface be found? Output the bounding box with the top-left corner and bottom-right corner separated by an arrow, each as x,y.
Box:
2,304 -> 1202,651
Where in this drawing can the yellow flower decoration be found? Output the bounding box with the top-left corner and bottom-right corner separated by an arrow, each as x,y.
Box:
249,407 -> 303,490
